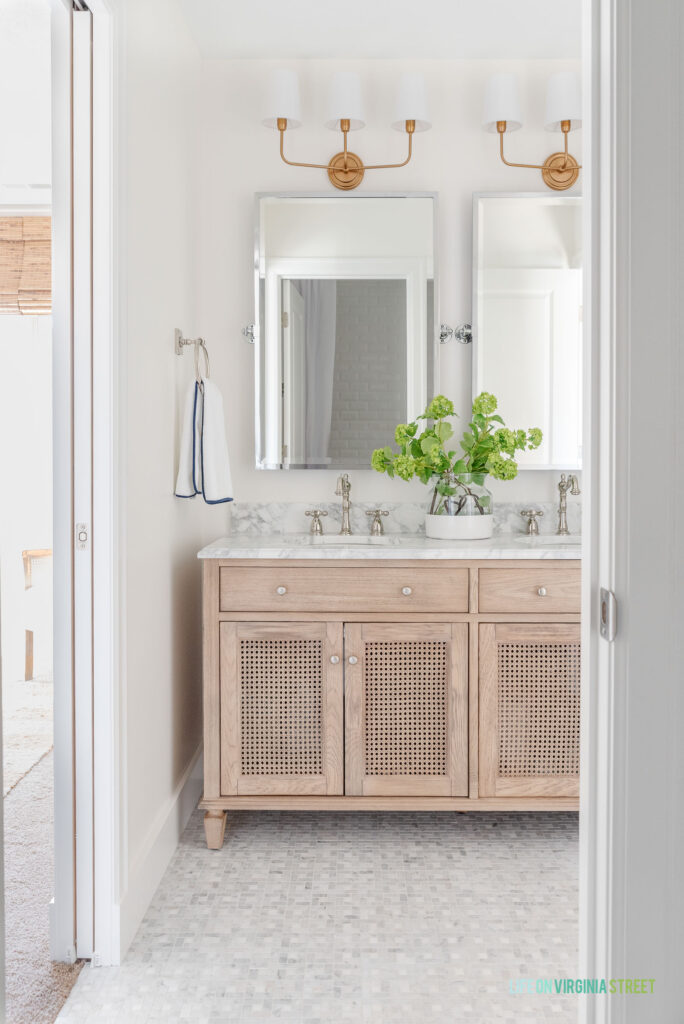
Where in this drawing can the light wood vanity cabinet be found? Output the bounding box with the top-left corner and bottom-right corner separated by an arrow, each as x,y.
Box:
201,558 -> 581,849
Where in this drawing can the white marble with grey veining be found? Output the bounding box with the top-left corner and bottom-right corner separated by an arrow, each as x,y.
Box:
198,532 -> 581,560
229,499 -> 581,538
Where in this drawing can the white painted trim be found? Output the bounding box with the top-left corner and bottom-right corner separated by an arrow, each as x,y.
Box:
118,745 -> 203,958
89,0 -> 120,969
72,8 -> 95,960
49,0 -> 76,964
581,1 -> 684,1021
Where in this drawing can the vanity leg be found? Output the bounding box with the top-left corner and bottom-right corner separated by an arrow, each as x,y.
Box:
204,810 -> 228,850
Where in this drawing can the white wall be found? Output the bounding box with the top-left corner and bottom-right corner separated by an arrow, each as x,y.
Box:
196,58 -> 581,509
0,0 -> 51,203
0,316 -> 52,684
115,0 -> 226,954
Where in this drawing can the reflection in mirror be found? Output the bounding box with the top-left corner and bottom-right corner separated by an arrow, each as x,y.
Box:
473,194 -> 582,470
255,195 -> 436,469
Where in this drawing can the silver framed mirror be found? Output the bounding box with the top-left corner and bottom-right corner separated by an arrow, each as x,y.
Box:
472,192 -> 583,471
253,192 -> 439,470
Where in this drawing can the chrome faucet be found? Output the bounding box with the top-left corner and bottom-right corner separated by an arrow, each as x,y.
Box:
335,473 -> 353,535
557,473 -> 581,535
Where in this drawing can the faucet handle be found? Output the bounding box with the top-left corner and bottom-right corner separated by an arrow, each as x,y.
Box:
520,508 -> 544,536
366,508 -> 390,536
305,509 -> 328,535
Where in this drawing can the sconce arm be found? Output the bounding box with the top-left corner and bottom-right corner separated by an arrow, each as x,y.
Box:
279,129 -> 332,171
364,132 -> 414,171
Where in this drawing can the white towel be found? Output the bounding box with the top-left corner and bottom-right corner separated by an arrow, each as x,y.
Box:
175,378 -> 233,504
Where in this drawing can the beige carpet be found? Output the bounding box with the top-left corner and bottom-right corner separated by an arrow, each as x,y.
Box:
4,752 -> 83,1024
3,677 -> 54,795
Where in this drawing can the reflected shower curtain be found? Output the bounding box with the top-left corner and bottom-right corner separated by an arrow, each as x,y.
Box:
301,280 -> 337,464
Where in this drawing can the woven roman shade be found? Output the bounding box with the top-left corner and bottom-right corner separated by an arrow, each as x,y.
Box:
0,216 -> 51,315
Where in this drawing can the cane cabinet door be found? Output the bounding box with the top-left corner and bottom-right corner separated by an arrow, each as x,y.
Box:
344,622 -> 469,797
219,621 -> 344,796
479,623 -> 581,797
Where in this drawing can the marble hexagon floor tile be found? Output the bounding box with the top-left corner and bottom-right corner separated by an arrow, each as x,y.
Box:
57,811 -> 579,1023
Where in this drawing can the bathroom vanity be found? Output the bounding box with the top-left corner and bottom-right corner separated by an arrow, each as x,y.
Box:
198,536 -> 581,849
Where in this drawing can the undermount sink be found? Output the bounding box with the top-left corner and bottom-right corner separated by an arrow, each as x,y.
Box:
521,534 -> 581,545
311,534 -> 392,545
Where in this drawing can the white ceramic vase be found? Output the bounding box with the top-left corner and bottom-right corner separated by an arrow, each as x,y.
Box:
424,512 -> 493,540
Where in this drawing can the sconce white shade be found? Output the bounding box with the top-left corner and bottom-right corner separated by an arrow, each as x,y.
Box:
482,73 -> 523,133
391,73 -> 431,132
262,69 -> 302,129
324,72 -> 366,131
544,72 -> 582,131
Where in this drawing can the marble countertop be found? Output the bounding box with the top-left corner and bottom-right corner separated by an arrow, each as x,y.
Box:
198,533 -> 582,560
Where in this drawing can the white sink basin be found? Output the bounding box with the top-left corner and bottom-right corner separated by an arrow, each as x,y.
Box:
311,534 -> 391,545
522,534 -> 581,545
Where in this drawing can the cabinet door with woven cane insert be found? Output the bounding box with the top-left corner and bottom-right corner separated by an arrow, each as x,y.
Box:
220,621 -> 344,796
344,623 -> 468,797
479,623 -> 581,797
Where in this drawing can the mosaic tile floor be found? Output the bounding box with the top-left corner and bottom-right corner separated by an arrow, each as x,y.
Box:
57,811 -> 579,1023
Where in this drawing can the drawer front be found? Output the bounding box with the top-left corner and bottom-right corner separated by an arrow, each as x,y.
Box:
219,566 -> 469,613
478,567 -> 581,613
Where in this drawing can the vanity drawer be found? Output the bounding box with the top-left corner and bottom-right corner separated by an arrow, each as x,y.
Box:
478,567 -> 581,613
219,566 -> 469,613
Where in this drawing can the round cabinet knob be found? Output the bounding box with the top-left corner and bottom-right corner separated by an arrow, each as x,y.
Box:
538,586 -> 547,597
402,586 -> 413,596
276,586 -> 287,595
330,655 -> 340,664
348,655 -> 358,665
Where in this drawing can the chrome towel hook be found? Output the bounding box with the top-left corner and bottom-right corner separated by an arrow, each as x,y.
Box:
175,328 -> 210,382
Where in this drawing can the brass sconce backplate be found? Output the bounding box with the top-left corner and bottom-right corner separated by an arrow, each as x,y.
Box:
327,151 -> 365,190
541,152 -> 580,191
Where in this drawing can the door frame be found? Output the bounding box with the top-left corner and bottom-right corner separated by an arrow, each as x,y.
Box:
50,0 -> 119,966
580,0 -> 684,1019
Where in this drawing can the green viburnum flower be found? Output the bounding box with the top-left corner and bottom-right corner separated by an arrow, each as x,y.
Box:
394,454 -> 416,481
487,452 -> 518,480
472,391 -> 498,417
424,394 -> 455,420
527,427 -> 543,449
394,423 -> 416,446
371,448 -> 388,473
494,428 -> 517,456
515,429 -> 528,450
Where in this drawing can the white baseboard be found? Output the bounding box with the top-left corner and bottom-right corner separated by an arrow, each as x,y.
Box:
118,743 -> 203,960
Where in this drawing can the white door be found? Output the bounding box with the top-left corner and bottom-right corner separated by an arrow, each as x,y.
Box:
479,268 -> 582,468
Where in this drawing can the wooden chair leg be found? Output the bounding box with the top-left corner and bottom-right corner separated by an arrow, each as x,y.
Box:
25,629 -> 34,681
204,811 -> 227,850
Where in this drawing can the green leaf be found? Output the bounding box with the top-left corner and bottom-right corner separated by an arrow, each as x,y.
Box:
489,414 -> 505,425
421,435 -> 440,454
435,421 -> 454,443
452,459 -> 467,475
473,413 -> 486,430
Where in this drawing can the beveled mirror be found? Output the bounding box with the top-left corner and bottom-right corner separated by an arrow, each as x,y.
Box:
254,193 -> 437,469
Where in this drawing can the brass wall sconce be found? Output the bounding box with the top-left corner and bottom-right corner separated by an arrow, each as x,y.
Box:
483,72 -> 582,191
263,70 -> 431,192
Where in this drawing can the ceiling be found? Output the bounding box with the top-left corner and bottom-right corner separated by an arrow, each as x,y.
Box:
179,0 -> 581,60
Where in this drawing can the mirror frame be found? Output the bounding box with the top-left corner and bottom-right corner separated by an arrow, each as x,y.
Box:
253,191 -> 440,470
471,191 -> 583,472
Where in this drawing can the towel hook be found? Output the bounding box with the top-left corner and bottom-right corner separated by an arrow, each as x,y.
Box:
175,328 -> 210,383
